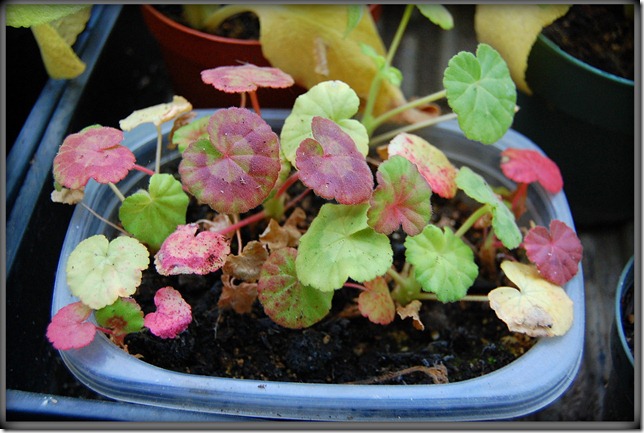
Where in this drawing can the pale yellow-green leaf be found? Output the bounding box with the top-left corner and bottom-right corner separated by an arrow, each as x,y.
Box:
488,261 -> 573,337
6,4 -> 89,27
120,96 -> 193,131
474,4 -> 570,94
31,22 -> 86,79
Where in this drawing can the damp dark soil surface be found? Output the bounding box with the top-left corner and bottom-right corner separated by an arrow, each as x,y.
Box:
124,184 -> 537,385
543,4 -> 634,80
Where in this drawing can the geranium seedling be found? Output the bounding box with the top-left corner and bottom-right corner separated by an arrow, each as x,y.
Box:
179,107 -> 281,214
155,223 -> 230,276
296,203 -> 393,292
295,116 -> 373,205
119,173 -> 190,251
367,155 -> 432,236
47,302 -> 96,350
144,287 -> 192,339
53,125 -> 135,190
404,225 -> 478,302
488,261 -> 573,337
201,64 -> 294,116
173,115 -> 209,153
95,297 -> 144,346
357,277 -> 396,325
500,148 -> 563,194
258,247 -> 334,329
523,220 -> 583,286
66,235 -> 150,310
387,133 -> 457,199
280,80 -> 369,165
444,43 -> 516,145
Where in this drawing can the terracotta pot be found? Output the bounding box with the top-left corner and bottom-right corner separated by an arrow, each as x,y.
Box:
140,5 -> 307,108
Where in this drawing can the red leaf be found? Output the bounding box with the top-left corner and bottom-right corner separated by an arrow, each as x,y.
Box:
53,126 -> 135,189
296,116 -> 373,204
144,287 -> 192,339
46,302 -> 96,350
358,277 -> 395,325
523,220 -> 583,285
155,223 -> 231,276
201,64 -> 294,94
500,148 -> 563,193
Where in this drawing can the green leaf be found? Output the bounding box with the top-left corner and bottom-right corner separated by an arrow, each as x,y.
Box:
455,166 -> 522,249
415,4 -> 454,30
95,297 -> 144,337
258,247 -> 334,329
66,235 -> 150,310
120,174 -> 190,251
6,4 -> 89,27
404,225 -> 478,302
367,155 -> 432,236
296,203 -> 393,292
443,43 -> 517,144
280,80 -> 369,166
358,277 -> 396,325
344,5 -> 365,38
360,43 -> 403,86
173,115 -> 209,153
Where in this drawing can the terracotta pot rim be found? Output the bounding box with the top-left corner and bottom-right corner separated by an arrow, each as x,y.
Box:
141,4 -> 261,47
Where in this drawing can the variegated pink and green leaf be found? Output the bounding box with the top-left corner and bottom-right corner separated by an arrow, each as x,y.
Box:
295,116 -> 373,205
358,277 -> 396,325
173,115 -> 209,153
95,297 -> 145,341
179,107 -> 281,214
367,155 -> 432,236
201,63 -> 294,94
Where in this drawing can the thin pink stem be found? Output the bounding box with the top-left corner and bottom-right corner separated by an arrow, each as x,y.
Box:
249,90 -> 261,116
132,164 -> 155,176
275,172 -> 300,199
344,282 -> 367,291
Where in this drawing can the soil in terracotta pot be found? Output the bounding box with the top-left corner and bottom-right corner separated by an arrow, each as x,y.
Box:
154,5 -> 260,40
542,5 -> 634,80
123,164 -> 537,385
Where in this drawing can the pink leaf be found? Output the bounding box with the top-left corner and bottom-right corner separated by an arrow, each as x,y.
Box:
500,148 -> 563,193
358,277 -> 395,325
387,133 -> 457,199
144,287 -> 192,339
53,126 -> 135,189
155,223 -> 231,276
46,302 -> 96,350
201,64 -> 294,94
296,116 -> 373,204
523,220 -> 583,285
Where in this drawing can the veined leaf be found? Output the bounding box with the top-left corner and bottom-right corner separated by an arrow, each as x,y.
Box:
500,148 -> 563,193
358,277 -> 395,325
201,63 -> 294,93
173,115 -> 209,153
95,297 -> 144,338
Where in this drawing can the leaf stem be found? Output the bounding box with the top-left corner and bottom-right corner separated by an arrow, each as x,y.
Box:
108,182 -> 126,202
369,112 -> 458,147
248,91 -> 261,117
155,124 -> 163,174
415,292 -> 489,303
370,89 -> 447,131
80,203 -> 130,236
454,204 -> 491,238
344,282 -> 367,291
132,164 -> 155,176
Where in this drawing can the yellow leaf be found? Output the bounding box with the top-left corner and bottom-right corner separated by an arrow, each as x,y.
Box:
31,23 -> 86,79
120,96 -> 193,131
474,5 -> 570,95
488,261 -> 573,337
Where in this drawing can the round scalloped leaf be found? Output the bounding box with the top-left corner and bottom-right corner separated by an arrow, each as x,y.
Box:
296,116 -> 373,204
500,148 -> 563,193
258,247 -> 334,329
524,220 -> 583,286
179,107 -> 281,214
95,297 -> 144,337
488,261 -> 573,337
46,302 -> 96,350
387,133 -> 457,199
53,126 -> 134,189
66,235 -> 150,310
119,173 -> 189,251
295,203 -> 393,292
367,155 -> 432,235
155,223 -> 230,276
144,287 -> 192,339
404,225 -> 478,302
201,64 -> 294,93
173,115 -> 209,153
119,96 -> 192,131
443,43 -> 516,144
456,166 -> 522,249
280,80 -> 369,165
358,277 -> 395,325
416,4 -> 454,30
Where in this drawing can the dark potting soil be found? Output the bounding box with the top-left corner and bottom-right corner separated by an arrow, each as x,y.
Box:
123,174 -> 537,385
542,4 -> 634,80
154,5 -> 260,40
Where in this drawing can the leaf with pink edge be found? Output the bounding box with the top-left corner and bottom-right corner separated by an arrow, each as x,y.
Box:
95,297 -> 144,342
173,115 -> 209,153
257,247 -> 334,329
144,287 -> 192,339
295,116 -> 373,204
201,63 -> 294,94
367,155 -> 432,236
388,132 -> 457,199
53,125 -> 134,189
358,277 -> 395,325
500,148 -> 563,193
46,302 -> 96,350
179,107 -> 281,214
523,220 -> 583,286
